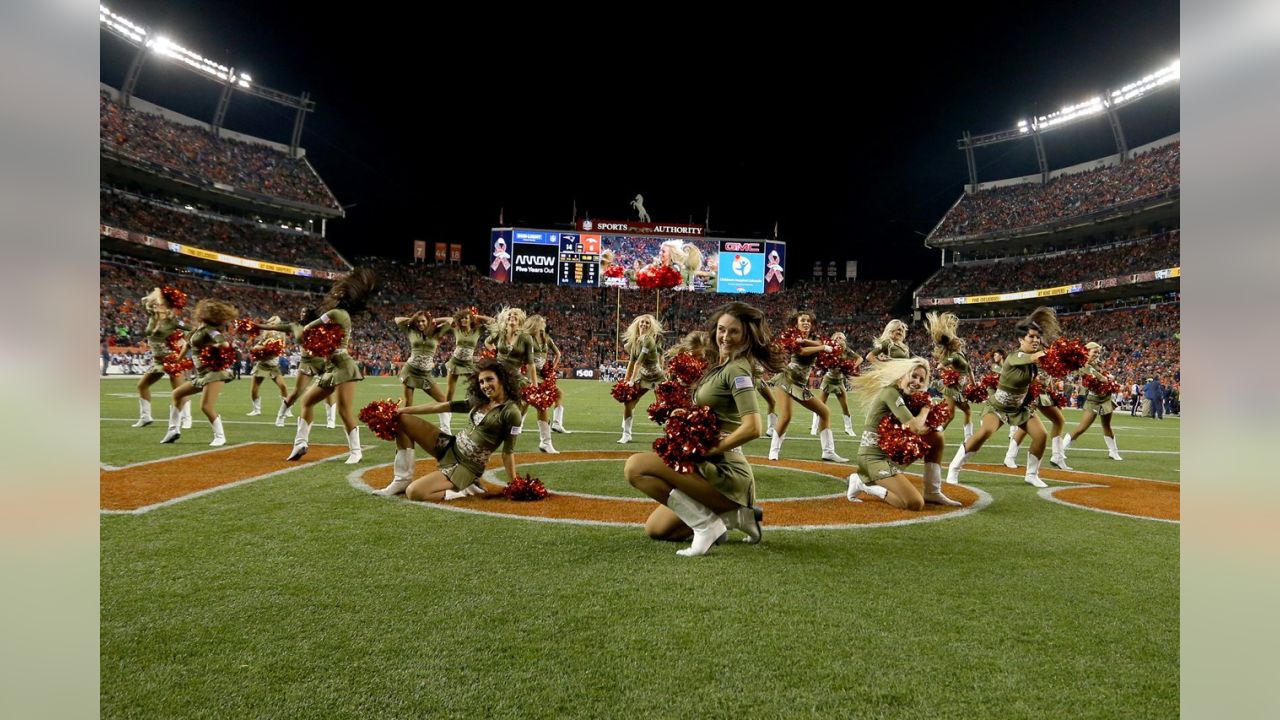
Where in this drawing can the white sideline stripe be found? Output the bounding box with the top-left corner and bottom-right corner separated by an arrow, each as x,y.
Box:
960,468 -> 1179,524
102,451 -> 355,515
101,441 -> 351,470
101,417 -> 351,428
345,463 -> 993,530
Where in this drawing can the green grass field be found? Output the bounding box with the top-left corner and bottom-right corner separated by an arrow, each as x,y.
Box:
101,376 -> 1179,719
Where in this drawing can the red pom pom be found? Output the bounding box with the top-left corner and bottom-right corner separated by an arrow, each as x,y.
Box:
358,399 -> 401,442
926,401 -> 953,429
875,415 -> 930,466
840,358 -> 861,377
166,330 -> 187,354
502,473 -> 549,501
812,338 -> 846,372
636,264 -> 683,289
162,353 -> 193,376
610,380 -> 645,404
521,377 -> 561,410
1040,338 -> 1089,378
653,406 -> 721,474
980,372 -> 1000,390
939,368 -> 961,388
1049,389 -> 1070,408
604,265 -> 625,278
233,318 -> 261,339
646,381 -> 693,425
775,327 -> 804,355
301,323 -> 344,357
1082,374 -> 1121,397
1025,381 -> 1043,407
250,338 -> 286,362
198,344 -> 237,372
962,383 -> 989,404
903,392 -> 931,413
477,346 -> 496,360
160,286 -> 187,310
665,352 -> 708,386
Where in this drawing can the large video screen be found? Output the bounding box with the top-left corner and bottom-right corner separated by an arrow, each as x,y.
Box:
492,227 -> 784,293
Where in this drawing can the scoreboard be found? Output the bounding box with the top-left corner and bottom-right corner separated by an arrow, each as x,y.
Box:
557,233 -> 600,287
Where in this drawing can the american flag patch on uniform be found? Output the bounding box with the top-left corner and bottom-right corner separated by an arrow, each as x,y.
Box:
733,375 -> 753,390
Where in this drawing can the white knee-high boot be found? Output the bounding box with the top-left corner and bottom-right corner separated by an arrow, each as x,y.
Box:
375,448 -> 415,496
820,428 -> 848,462
945,445 -> 968,484
160,404 -> 182,443
618,415 -> 633,443
133,398 -> 153,427
666,489 -> 727,557
768,431 -> 786,461
1104,435 -> 1122,460
922,462 -> 961,505
1024,453 -> 1046,487
287,417 -> 311,460
537,420 -> 559,453
209,416 -> 226,447
345,427 -> 363,464
809,414 -> 819,435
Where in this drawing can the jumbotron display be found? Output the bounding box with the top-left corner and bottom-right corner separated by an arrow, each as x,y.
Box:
489,222 -> 786,294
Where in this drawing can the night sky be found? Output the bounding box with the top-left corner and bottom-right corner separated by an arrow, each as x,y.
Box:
100,2 -> 1179,281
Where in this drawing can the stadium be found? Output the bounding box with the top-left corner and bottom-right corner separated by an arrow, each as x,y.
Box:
99,5 -> 1179,718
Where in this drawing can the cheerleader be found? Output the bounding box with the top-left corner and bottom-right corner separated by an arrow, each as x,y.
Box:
656,239 -> 704,290
624,301 -> 782,556
617,314 -> 665,443
395,310 -> 450,408
767,310 -> 847,463
257,308 -> 334,429
1002,370 -> 1072,470
160,299 -> 238,446
1062,342 -> 1124,461
287,267 -> 379,464
944,307 -> 1060,488
133,287 -> 192,430
865,319 -> 910,364
925,312 -> 976,441
487,306 -> 540,427
440,307 -> 494,435
375,359 -> 523,500
845,357 -> 961,508
245,317 -> 290,420
809,331 -> 861,437
524,314 -> 562,454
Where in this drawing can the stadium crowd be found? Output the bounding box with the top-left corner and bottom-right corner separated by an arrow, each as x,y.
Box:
101,189 -> 350,271
919,230 -> 1180,298
931,141 -> 1179,239
100,91 -> 339,210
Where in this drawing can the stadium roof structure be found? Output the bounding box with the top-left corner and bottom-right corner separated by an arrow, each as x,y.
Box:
956,60 -> 1179,188
99,4 -> 315,159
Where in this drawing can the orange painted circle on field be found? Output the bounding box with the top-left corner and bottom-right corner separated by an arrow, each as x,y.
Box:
352,451 -> 991,529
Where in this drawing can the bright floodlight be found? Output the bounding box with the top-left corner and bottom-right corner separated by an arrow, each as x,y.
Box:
1014,59 -> 1179,134
103,5 -> 252,88
100,5 -> 146,43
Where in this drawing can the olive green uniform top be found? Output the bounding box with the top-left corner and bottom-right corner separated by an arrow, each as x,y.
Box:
399,321 -> 442,389
188,325 -> 236,388
145,312 -> 183,376
1080,363 -> 1116,415
251,331 -> 288,378
941,350 -> 971,403
983,349 -> 1038,426
856,386 -> 920,483
431,399 -> 523,490
819,347 -> 859,395
304,308 -> 362,388
496,331 -> 536,387
627,335 -> 666,390
691,357 -> 760,507
446,326 -> 482,376
868,339 -> 910,361
531,335 -> 559,371
772,336 -> 819,401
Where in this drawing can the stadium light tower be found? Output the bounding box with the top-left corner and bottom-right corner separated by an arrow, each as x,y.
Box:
99,4 -> 316,158
957,59 -> 1179,186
